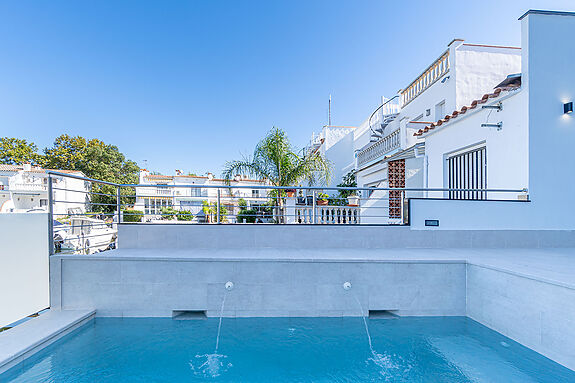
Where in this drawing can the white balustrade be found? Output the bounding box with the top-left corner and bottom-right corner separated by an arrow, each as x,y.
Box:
294,205 -> 360,224
357,129 -> 401,168
400,51 -> 449,107
11,183 -> 48,191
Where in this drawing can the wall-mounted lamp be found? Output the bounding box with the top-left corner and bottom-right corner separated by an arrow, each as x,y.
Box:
564,102 -> 573,114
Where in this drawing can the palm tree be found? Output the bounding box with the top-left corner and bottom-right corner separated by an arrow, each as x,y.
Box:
222,127 -> 332,187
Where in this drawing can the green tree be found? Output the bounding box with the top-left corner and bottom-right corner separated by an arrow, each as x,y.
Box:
0,137 -> 41,165
222,127 -> 331,187
44,135 -> 140,213
202,200 -> 227,223
333,171 -> 357,206
43,135 -> 88,170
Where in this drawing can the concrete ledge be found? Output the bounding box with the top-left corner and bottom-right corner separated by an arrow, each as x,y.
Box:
0,309 -> 95,374
118,224 -> 575,249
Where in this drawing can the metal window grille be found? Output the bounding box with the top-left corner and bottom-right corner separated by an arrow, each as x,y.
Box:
448,147 -> 487,200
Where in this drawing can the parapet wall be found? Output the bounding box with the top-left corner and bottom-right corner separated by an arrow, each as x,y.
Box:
118,223 -> 575,249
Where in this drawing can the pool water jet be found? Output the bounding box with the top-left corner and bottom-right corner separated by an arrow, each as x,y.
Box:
343,281 -> 397,374
190,281 -> 234,377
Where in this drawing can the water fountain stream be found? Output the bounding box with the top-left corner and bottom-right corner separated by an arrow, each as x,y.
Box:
190,281 -> 234,378
343,282 -> 399,376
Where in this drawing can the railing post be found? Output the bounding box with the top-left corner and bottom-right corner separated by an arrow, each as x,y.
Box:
47,175 -> 54,255
312,190 -> 316,224
400,190 -> 405,225
217,188 -> 221,224
116,186 -> 122,224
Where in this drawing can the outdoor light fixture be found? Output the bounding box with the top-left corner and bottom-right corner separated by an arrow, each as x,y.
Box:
564,102 -> 573,114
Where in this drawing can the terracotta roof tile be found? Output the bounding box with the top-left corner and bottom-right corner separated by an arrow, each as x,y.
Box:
413,84 -> 520,137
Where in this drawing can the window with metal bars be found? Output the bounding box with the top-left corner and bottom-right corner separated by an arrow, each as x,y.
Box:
447,147 -> 487,200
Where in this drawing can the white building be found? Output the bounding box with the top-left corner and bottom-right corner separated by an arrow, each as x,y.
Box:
0,164 -> 88,215
134,170 -> 269,222
306,125 -> 356,188
413,74 -> 527,201
355,39 -> 522,189
307,40 -> 523,223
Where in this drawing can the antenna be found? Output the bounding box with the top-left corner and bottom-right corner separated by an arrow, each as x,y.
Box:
328,94 -> 332,126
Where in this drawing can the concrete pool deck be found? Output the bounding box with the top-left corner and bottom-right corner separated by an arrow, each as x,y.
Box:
0,309 -> 95,374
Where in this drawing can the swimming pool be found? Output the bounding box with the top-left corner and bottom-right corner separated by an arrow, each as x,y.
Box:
2,316 -> 574,382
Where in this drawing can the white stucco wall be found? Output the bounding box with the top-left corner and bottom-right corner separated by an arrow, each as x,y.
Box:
0,214 -> 49,328
523,11 -> 575,229
454,44 -> 521,109
424,90 -> 528,199
412,11 -> 575,230
322,127 -> 355,187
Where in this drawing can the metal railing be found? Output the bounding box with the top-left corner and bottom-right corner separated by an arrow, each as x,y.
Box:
45,171 -> 528,255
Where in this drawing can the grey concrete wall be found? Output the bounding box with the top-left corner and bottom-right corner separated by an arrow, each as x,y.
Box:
467,264 -> 575,371
118,224 -> 575,249
51,257 -> 466,318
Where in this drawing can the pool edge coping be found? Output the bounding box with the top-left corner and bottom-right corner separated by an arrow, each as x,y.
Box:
0,309 -> 96,375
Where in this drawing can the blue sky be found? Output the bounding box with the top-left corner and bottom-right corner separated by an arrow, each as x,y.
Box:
1,0 -> 573,176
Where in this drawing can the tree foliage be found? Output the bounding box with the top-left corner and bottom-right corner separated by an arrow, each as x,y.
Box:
222,127 -> 332,187
202,200 -> 227,223
1,134 -> 140,213
0,137 -> 41,165
42,135 -> 140,213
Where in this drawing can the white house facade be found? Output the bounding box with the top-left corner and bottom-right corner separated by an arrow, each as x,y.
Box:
414,74 -> 527,201
0,164 -> 88,215
134,170 -> 269,222
306,125 -> 356,188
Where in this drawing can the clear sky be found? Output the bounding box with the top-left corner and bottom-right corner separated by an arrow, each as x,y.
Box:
1,0 -> 573,176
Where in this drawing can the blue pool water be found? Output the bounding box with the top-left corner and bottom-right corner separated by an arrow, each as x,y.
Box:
2,316 -> 574,382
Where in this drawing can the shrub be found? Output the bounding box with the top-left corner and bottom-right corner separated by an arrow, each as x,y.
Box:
160,206 -> 178,220
238,198 -> 248,208
123,209 -> 143,222
177,209 -> 194,221
237,208 -> 257,223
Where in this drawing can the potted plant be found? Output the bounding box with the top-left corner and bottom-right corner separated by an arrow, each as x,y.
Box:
316,193 -> 329,206
347,192 -> 360,206
285,188 -> 296,197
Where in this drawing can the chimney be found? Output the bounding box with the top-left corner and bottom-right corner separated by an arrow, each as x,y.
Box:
207,172 -> 214,180
23,163 -> 32,171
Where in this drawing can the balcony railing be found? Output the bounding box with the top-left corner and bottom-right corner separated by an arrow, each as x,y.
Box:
400,50 -> 449,107
155,188 -> 172,196
293,205 -> 360,225
357,129 -> 401,168
11,183 -> 48,192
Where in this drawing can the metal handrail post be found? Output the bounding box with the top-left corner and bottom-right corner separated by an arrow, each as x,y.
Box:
312,190 -> 316,224
116,186 -> 121,224
217,189 -> 221,224
47,175 -> 54,255
400,190 -> 406,224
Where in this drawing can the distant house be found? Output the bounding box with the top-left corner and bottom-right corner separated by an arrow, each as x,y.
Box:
305,125 -> 357,188
134,170 -> 269,222
0,164 -> 89,215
